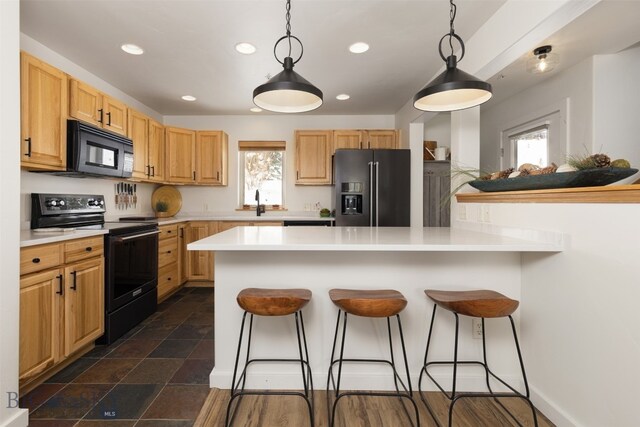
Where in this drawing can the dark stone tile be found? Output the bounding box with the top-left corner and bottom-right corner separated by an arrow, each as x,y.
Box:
168,359 -> 214,385
83,340 -> 124,359
202,305 -> 214,314
177,294 -> 209,304
73,359 -> 141,384
20,383 -> 65,411
168,301 -> 202,313
119,322 -> 147,340
167,324 -> 212,340
153,311 -> 191,326
120,359 -> 184,384
148,340 -> 199,359
135,420 -> 194,427
84,384 -> 162,420
187,287 -> 214,295
44,358 -> 99,384
188,340 -> 214,360
27,420 -> 78,427
184,311 -> 213,325
141,385 -> 209,420
76,421 -> 137,426
204,326 -> 214,340
30,384 -> 112,419
104,340 -> 161,359
129,321 -> 178,340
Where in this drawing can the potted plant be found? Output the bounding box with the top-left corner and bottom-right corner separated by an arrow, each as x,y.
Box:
155,200 -> 170,218
319,208 -> 331,218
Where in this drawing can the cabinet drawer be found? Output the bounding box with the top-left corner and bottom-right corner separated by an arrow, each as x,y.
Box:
158,262 -> 179,299
158,237 -> 178,268
159,224 -> 178,240
20,243 -> 63,275
64,237 -> 104,264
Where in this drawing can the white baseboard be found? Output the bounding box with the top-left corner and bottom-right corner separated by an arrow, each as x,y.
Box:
0,408 -> 28,427
530,385 -> 580,427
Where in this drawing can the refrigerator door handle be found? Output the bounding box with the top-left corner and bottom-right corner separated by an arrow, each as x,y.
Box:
368,161 -> 374,226
375,161 -> 380,227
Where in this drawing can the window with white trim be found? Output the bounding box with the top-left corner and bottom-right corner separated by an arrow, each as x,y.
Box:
509,125 -> 549,168
238,141 -> 285,208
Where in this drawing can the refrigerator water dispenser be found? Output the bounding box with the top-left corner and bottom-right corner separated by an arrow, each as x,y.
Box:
341,194 -> 362,215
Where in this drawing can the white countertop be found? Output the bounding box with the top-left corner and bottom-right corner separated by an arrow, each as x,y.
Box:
21,229 -> 109,247
188,226 -> 564,252
155,214 -> 334,226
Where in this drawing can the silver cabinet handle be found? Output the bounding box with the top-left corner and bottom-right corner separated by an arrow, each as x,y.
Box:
116,230 -> 160,242
368,161 -> 374,226
375,161 -> 379,227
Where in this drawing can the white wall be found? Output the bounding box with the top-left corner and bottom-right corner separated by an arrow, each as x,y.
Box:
423,113 -> 451,153
593,45 -> 640,167
480,57 -> 594,173
0,1 -> 29,426
163,115 -> 395,213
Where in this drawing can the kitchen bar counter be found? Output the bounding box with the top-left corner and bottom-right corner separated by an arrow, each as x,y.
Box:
190,226 -> 563,392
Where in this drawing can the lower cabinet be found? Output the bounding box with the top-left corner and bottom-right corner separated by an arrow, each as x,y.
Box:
185,221 -> 218,281
19,237 -> 104,387
178,223 -> 188,285
157,224 -> 180,301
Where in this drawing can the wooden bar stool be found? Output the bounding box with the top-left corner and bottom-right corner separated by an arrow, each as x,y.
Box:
226,288 -> 314,427
419,289 -> 538,427
327,289 -> 420,427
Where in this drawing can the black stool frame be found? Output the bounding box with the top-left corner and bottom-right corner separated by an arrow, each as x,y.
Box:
225,310 -> 314,427
326,309 -> 420,427
418,305 -> 539,427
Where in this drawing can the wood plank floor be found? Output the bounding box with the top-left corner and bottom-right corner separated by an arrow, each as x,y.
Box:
195,389 -> 555,426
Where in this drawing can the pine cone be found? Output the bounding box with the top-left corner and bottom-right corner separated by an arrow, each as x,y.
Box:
539,163 -> 558,174
498,168 -> 515,179
590,154 -> 611,168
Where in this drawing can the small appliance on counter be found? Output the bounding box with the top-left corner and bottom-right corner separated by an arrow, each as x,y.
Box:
31,193 -> 159,345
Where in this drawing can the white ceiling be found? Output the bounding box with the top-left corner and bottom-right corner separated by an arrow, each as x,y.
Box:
21,0 -> 506,116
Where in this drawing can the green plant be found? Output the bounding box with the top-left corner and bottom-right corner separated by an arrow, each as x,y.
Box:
155,201 -> 169,212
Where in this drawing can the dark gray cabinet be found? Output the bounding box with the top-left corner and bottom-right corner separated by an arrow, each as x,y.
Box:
423,161 -> 451,227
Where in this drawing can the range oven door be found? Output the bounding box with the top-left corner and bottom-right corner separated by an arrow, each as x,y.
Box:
106,229 -> 159,312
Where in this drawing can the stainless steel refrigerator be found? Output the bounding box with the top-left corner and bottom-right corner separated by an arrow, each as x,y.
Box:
334,149 -> 410,226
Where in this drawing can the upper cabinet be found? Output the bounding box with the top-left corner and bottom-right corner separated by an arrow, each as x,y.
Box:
166,126 -> 196,184
333,130 -> 365,151
295,130 -> 333,185
20,52 -> 68,171
367,130 -> 399,149
128,110 -> 166,182
332,129 -> 399,153
148,119 -> 166,182
196,131 -> 228,185
69,78 -> 127,136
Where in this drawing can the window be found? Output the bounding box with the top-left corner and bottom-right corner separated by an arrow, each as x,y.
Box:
239,141 -> 285,208
509,125 -> 549,168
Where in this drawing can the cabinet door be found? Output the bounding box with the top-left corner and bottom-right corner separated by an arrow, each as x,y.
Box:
128,109 -> 149,180
20,52 -> 67,170
423,162 -> 451,227
185,222 -> 211,281
69,79 -> 102,127
64,258 -> 104,356
148,120 -> 166,182
178,223 -> 188,284
367,130 -> 398,149
19,269 -> 63,380
166,127 -> 196,183
196,131 -> 227,185
103,95 -> 128,136
333,130 -> 364,152
295,130 -> 332,185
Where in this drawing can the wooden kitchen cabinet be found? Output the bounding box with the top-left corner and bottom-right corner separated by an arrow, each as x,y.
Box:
166,126 -> 196,184
333,130 -> 365,152
178,223 -> 188,285
423,161 -> 451,227
129,109 -> 149,180
196,131 -> 228,185
19,236 -> 104,389
148,119 -> 166,182
185,221 -> 218,281
69,78 -> 128,136
19,269 -> 63,381
20,52 -> 68,171
157,223 -> 180,301
295,130 -> 333,185
367,130 -> 398,149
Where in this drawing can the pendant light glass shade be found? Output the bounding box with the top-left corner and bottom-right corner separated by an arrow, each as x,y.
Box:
526,45 -> 559,74
253,57 -> 323,113
413,0 -> 492,112
252,0 -> 322,113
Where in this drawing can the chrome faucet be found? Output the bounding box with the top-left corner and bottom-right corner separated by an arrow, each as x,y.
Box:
255,189 -> 265,216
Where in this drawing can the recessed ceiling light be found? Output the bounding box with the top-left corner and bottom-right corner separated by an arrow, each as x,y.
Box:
336,94 -> 350,101
121,44 -> 144,55
235,42 -> 257,55
349,42 -> 369,54
250,107 -> 263,113
181,95 -> 197,101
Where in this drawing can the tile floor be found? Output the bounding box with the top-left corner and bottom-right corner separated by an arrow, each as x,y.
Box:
21,287 -> 214,427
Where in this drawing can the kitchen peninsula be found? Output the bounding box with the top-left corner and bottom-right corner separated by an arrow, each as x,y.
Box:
189,225 -> 563,391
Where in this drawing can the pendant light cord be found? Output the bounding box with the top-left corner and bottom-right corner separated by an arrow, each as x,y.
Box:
285,0 -> 292,57
272,0 -> 304,65
448,0 -> 457,57
438,0 -> 465,65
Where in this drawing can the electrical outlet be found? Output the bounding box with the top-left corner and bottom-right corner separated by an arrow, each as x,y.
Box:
472,318 -> 483,339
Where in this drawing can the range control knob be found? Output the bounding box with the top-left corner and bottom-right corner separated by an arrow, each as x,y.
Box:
45,199 -> 61,208
88,199 -> 102,207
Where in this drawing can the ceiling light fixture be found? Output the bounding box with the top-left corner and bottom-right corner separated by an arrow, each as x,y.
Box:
181,95 -> 197,101
121,44 -> 144,55
336,94 -> 350,100
348,42 -> 369,54
235,42 -> 257,55
527,45 -> 559,74
413,0 -> 492,112
253,0 -> 323,113
250,107 -> 263,112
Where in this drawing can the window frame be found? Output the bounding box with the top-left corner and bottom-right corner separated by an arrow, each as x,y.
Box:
509,124 -> 550,168
237,141 -> 286,209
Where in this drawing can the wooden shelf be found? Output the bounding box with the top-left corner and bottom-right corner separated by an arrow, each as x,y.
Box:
455,184 -> 640,204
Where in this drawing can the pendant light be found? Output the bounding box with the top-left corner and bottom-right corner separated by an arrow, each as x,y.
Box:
253,0 -> 322,113
413,0 -> 492,112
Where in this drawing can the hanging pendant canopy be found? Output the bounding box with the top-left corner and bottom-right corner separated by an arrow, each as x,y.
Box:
253,0 -> 322,113
414,0 -> 492,112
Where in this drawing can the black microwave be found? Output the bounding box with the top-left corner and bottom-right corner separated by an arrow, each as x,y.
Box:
66,120 -> 134,178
